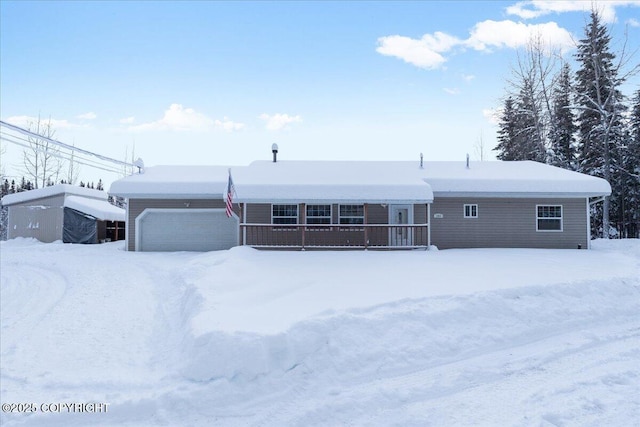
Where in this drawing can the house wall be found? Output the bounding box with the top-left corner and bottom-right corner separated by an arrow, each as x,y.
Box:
127,198 -> 234,251
6,194 -> 66,242
430,197 -> 588,249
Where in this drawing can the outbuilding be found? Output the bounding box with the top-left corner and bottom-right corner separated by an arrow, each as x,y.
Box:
1,184 -> 125,244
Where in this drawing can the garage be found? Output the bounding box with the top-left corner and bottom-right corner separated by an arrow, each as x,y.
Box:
136,208 -> 238,252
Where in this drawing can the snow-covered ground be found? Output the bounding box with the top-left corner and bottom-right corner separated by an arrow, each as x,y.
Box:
1,239 -> 638,426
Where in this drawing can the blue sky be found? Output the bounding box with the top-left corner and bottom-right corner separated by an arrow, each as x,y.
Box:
1,1 -> 639,186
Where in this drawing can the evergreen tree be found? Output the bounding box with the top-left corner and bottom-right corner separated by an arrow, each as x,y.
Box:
494,97 -> 519,160
96,179 -> 104,191
1,179 -> 9,198
548,63 -> 577,170
513,78 -> 546,162
575,10 -> 626,237
621,90 -> 640,237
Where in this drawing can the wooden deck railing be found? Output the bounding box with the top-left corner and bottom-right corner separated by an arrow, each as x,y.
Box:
240,223 -> 429,249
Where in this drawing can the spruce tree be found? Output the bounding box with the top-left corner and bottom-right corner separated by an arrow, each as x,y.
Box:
548,63 -> 577,170
494,97 -> 519,160
621,90 -> 640,237
575,10 -> 626,237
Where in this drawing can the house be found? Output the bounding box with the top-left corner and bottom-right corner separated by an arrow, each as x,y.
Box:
109,158 -> 611,251
1,184 -> 125,244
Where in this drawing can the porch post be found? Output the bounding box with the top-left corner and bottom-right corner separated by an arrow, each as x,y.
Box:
427,203 -> 431,249
364,203 -> 369,249
300,203 -> 306,250
242,203 -> 247,246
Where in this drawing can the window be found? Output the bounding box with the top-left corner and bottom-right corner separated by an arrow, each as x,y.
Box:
537,205 -> 563,231
464,204 -> 478,218
306,205 -> 331,229
272,204 -> 298,225
339,205 -> 364,225
339,204 -> 364,229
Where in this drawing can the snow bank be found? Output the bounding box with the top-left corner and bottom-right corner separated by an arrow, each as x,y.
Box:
1,239 -> 638,426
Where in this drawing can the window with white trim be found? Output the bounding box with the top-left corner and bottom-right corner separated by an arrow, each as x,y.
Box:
464,204 -> 478,218
536,205 -> 563,231
306,204 -> 331,230
339,204 -> 364,229
272,204 -> 298,225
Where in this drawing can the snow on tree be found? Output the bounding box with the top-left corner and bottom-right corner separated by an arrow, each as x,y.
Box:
494,97 -> 519,160
548,62 -> 577,170
574,10 -> 634,238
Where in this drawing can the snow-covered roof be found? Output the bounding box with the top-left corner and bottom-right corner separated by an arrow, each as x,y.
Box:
108,160 -> 611,202
234,161 -> 434,204
64,196 -> 125,222
1,184 -> 108,206
419,161 -> 611,197
108,165 -> 231,199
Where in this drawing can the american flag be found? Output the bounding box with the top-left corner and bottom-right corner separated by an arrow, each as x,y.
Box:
225,170 -> 235,218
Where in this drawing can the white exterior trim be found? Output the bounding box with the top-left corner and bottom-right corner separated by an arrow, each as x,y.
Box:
535,204 -> 563,233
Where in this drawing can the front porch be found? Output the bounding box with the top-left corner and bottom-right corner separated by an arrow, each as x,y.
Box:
240,223 -> 430,249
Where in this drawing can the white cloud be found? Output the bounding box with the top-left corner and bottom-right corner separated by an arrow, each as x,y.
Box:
6,115 -> 81,130
376,32 -> 461,69
129,104 -> 213,132
506,1 -> 640,23
627,17 -> 640,27
76,112 -> 97,120
466,20 -> 575,54
462,74 -> 476,82
376,19 -> 575,70
119,116 -> 135,124
443,87 -> 461,95
259,113 -> 302,131
215,117 -> 245,132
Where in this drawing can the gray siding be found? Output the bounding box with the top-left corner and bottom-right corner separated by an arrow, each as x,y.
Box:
6,194 -> 66,242
7,205 -> 64,242
430,197 -> 588,249
127,198 -> 232,251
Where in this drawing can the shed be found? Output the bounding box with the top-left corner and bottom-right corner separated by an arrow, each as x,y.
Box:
1,184 -> 125,244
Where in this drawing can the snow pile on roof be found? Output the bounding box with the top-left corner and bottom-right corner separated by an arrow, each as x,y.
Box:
64,196 -> 125,221
108,160 -> 611,201
420,161 -> 611,197
109,165 -> 232,198
1,184 -> 107,206
234,161 -> 433,203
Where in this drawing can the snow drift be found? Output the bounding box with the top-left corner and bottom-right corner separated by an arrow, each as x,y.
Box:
1,238 -> 638,426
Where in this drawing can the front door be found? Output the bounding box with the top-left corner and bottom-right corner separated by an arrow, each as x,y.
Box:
390,205 -> 412,247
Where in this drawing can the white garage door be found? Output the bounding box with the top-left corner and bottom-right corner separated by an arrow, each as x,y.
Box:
137,209 -> 238,252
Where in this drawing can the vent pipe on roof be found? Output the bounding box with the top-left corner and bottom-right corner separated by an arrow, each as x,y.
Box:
272,143 -> 279,163
466,153 -> 470,169
420,152 -> 424,169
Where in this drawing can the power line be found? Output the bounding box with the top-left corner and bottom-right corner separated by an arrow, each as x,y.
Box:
0,120 -> 135,169
0,131 -> 127,175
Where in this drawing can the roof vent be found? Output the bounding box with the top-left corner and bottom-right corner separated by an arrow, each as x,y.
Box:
272,143 -> 279,163
420,152 -> 424,169
466,153 -> 470,169
133,157 -> 145,174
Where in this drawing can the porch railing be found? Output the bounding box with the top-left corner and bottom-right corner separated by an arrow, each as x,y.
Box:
240,223 -> 429,249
